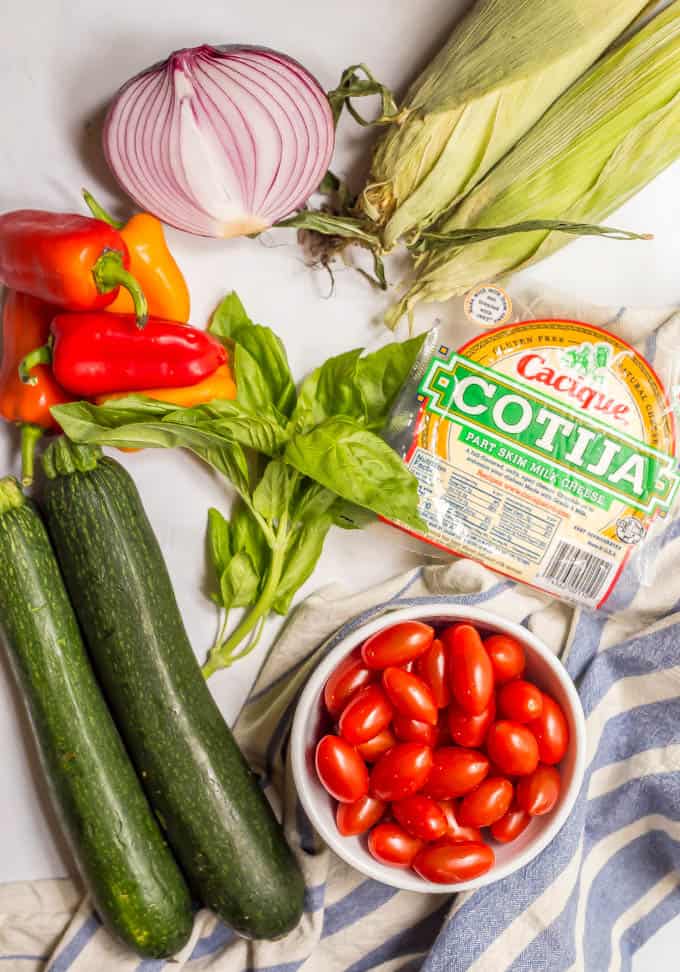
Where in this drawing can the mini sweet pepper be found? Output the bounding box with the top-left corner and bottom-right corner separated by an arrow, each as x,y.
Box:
20,312 -> 228,397
0,291 -> 73,485
82,190 -> 190,323
0,209 -> 148,326
97,363 -> 236,408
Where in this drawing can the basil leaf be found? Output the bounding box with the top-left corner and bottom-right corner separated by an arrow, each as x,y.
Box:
53,401 -> 252,498
291,348 -> 363,432
220,551 -> 260,610
331,499 -> 376,530
189,443 -> 251,499
52,398 -> 175,434
233,343 -> 276,415
234,326 -> 296,418
53,413 -> 221,452
168,400 -> 288,456
272,513 -> 333,615
290,336 -> 425,434
292,481 -> 338,523
209,291 -> 253,338
252,459 -> 296,523
210,292 -> 296,417
231,501 -> 271,574
354,334 -> 425,429
208,508 -> 231,578
285,417 -> 424,529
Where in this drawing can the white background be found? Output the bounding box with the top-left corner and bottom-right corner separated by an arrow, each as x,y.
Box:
1,0 -> 679,967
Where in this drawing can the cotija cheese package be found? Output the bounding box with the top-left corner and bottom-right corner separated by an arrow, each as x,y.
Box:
384,288 -> 680,610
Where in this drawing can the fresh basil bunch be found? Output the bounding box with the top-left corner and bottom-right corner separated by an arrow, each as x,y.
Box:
53,293 -> 425,676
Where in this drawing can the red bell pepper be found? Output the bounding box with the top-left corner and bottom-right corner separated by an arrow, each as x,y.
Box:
20,313 -> 228,397
0,210 -> 148,327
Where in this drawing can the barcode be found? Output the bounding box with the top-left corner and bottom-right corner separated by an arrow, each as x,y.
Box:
539,541 -> 613,601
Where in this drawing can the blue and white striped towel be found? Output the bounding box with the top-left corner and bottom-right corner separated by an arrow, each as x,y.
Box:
2,293 -> 680,971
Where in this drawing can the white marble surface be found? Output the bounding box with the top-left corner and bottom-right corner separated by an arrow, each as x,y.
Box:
1,0 -> 678,966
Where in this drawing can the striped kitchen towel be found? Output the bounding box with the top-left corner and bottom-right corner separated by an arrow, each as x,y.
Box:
2,292 -> 680,971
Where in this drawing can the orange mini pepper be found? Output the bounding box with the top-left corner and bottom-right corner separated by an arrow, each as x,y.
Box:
97,358 -> 236,455
83,190 -> 190,323
0,291 -> 73,485
96,363 -> 236,408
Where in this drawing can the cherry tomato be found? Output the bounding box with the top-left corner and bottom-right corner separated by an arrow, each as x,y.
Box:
486,721 -> 539,777
361,621 -> 434,670
392,795 -> 448,842
436,710 -> 452,746
336,794 -> 386,836
497,680 -> 543,724
393,712 -> 439,746
324,647 -> 375,717
338,684 -> 393,745
443,624 -> 494,715
412,838 -> 495,884
438,800 -> 483,843
484,634 -> 526,684
457,777 -> 514,827
315,735 -> 369,803
448,696 -> 495,748
516,765 -> 561,816
527,694 -> 569,765
421,747 -> 489,800
485,760 -> 505,778
490,807 -> 532,844
415,638 -> 450,708
368,822 -> 423,867
369,742 -> 433,802
356,728 -> 396,763
382,667 -> 438,726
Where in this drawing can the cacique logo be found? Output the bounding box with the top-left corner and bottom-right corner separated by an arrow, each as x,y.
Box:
420,352 -> 679,515
516,352 -> 630,423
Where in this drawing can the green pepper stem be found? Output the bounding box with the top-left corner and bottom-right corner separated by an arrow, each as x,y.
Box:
20,424 -> 44,487
93,250 -> 148,329
19,344 -> 52,386
82,188 -> 124,230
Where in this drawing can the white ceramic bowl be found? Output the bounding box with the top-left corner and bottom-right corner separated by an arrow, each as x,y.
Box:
291,604 -> 586,893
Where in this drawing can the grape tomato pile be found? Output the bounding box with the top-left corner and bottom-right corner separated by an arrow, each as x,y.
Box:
315,620 -> 570,885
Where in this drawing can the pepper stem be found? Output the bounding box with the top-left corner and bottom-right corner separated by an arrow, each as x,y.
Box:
20,424 -> 43,487
82,188 -> 124,230
93,250 -> 148,329
19,344 -> 52,386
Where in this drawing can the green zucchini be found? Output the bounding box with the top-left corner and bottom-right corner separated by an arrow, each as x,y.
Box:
0,476 -> 193,958
42,439 -> 305,941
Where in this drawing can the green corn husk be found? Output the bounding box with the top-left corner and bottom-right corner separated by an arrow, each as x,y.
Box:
358,0 -> 652,250
388,0 -> 680,325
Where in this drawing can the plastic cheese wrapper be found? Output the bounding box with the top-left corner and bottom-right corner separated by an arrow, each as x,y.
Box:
382,285 -> 680,611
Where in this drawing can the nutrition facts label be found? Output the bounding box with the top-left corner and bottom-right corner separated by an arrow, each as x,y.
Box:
410,448 -> 560,567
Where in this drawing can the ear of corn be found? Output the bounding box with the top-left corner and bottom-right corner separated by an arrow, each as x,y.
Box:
360,0 -> 652,250
388,0 -> 680,326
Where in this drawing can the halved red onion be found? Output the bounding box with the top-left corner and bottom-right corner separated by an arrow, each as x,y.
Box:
103,45 -> 335,238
